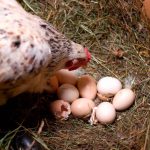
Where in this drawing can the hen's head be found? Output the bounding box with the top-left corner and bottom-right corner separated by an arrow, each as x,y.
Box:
49,40 -> 91,73
65,42 -> 91,71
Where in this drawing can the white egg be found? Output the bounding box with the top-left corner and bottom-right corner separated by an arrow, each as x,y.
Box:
57,84 -> 79,103
112,88 -> 135,111
90,102 -> 116,125
97,76 -> 122,99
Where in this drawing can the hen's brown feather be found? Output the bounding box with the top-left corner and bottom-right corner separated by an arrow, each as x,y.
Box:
0,0 -> 90,105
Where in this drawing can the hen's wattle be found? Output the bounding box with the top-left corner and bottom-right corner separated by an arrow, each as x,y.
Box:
0,0 -> 91,105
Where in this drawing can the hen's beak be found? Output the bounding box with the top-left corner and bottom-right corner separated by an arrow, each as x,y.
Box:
65,48 -> 91,71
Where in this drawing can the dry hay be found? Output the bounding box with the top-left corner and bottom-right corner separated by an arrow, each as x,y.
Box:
0,0 -> 150,150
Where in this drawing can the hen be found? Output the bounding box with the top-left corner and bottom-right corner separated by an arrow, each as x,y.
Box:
0,0 -> 91,105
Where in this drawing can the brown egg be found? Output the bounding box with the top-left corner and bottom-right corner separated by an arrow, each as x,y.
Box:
71,98 -> 95,118
77,75 -> 97,100
49,100 -> 71,120
55,69 -> 77,85
57,84 -> 79,103
48,76 -> 59,93
143,0 -> 150,20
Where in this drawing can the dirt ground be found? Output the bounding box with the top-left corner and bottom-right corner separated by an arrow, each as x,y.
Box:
0,0 -> 150,150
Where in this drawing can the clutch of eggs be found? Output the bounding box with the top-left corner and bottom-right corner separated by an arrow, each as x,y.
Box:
49,70 -> 97,119
48,69 -> 136,123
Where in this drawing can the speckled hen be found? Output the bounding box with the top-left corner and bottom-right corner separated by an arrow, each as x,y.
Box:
0,0 -> 91,105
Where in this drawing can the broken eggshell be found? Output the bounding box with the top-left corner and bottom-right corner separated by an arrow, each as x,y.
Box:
96,92 -> 112,101
49,100 -> 71,120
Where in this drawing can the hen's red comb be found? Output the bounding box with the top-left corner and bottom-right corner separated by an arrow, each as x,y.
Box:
84,47 -> 91,61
